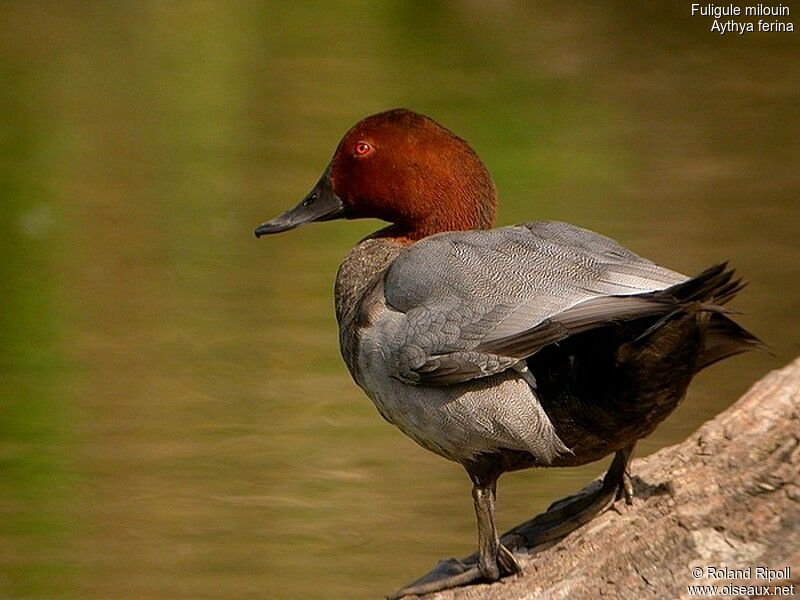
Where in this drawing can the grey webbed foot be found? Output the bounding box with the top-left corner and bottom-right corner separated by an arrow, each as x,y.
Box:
386,544 -> 521,600
386,563 -> 481,600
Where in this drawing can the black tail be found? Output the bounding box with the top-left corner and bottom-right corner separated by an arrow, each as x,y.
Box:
699,314 -> 763,369
658,261 -> 745,307
653,262 -> 763,370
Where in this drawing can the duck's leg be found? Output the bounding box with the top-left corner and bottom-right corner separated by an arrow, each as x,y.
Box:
473,478 -> 522,580
387,475 -> 521,599
503,443 -> 636,548
387,447 -> 635,599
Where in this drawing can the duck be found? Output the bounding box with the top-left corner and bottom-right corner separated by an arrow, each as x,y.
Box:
254,108 -> 759,598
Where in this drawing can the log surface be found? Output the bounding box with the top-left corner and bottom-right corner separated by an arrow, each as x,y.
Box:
423,357 -> 800,600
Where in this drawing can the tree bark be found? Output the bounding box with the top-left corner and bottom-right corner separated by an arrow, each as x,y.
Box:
417,357 -> 800,599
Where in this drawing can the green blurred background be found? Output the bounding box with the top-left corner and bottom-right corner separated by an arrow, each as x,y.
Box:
1,2 -> 798,599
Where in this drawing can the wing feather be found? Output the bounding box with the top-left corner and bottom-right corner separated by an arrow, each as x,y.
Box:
382,221 -> 688,385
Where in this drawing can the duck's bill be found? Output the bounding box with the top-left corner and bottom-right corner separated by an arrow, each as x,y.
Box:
254,168 -> 344,237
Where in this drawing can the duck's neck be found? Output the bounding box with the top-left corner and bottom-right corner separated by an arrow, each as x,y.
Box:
362,154 -> 499,244
369,201 -> 497,244
334,237 -> 404,328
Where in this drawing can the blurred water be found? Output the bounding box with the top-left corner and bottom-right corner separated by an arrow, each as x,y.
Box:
1,2 -> 798,599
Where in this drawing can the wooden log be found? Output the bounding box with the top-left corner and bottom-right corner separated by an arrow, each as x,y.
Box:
413,357 -> 800,599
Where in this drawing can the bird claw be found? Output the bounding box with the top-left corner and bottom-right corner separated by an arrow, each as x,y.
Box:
616,468 -> 635,505
497,543 -> 523,577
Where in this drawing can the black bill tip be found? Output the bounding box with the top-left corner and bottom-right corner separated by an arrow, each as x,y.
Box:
254,166 -> 344,239
254,221 -> 297,238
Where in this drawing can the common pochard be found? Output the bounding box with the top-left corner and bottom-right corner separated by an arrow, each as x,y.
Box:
255,109 -> 758,598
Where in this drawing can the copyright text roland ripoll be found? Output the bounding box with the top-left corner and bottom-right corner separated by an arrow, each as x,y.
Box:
687,565 -> 795,596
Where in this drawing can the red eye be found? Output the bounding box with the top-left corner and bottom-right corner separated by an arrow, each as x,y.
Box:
354,141 -> 372,156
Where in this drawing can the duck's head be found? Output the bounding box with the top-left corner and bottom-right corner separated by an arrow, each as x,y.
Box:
255,109 -> 497,243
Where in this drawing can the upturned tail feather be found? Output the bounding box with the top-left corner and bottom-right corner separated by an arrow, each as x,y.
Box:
649,262 -> 763,369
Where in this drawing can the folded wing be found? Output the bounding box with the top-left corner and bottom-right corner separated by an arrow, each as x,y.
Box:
382,221 -> 689,385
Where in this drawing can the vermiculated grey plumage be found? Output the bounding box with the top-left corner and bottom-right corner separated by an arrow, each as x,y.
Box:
335,220 -> 759,467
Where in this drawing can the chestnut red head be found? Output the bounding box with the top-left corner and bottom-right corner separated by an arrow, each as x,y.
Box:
255,109 -> 497,242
